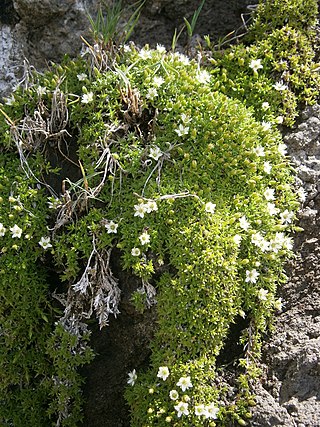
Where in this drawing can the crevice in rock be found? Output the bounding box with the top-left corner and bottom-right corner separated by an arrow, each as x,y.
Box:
0,0 -> 20,25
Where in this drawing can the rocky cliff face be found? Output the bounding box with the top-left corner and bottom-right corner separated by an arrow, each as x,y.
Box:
252,105 -> 320,427
1,1 -> 319,426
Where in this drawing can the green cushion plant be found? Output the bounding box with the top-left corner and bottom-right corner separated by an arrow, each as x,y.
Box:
0,0 -> 318,425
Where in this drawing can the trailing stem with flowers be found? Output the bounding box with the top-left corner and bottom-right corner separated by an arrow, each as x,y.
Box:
0,0 -> 318,425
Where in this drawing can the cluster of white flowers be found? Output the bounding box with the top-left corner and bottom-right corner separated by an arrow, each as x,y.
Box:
174,400 -> 218,419
134,200 -> 158,218
0,222 -> 52,250
251,231 -> 293,253
6,224 -> 22,238
158,368 -> 218,419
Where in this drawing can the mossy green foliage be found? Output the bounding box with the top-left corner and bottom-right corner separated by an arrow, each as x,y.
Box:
210,0 -> 320,126
0,0 -> 317,425
248,0 -> 318,41
0,156 -> 52,425
1,45 -> 299,425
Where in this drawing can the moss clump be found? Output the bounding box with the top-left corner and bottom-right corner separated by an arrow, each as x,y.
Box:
1,43 -> 299,425
208,0 -> 320,126
248,0 -> 318,41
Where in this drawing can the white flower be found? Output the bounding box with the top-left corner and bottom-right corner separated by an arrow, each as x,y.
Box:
157,366 -> 170,381
176,376 -> 193,392
251,233 -> 269,252
5,94 -> 15,105
274,298 -> 283,311
253,146 -> 265,157
123,44 -> 131,52
181,113 -> 191,124
47,197 -> 62,209
0,223 -> 6,237
195,404 -> 206,416
146,87 -> 158,100
176,53 -> 190,65
262,102 -> 270,110
269,238 -> 282,253
36,86 -> 47,96
263,161 -> 272,174
134,203 -> 146,218
297,187 -> 306,202
8,196 -> 16,203
281,235 -> 293,250
205,202 -> 216,214
278,143 -> 287,156
205,403 -> 219,419
139,48 -> 152,60
259,238 -> 270,252
77,73 -> 87,81
245,269 -> 260,283
169,390 -> 179,400
131,247 -> 141,257
275,116 -> 284,124
239,215 -> 250,231
196,70 -> 211,84
149,145 -> 162,161
139,232 -> 150,245
264,188 -> 275,201
39,236 -> 52,249
81,92 -> 94,104
127,369 -> 137,386
156,44 -> 166,54
153,76 -> 165,87
146,200 -> 158,213
262,121 -> 272,131
251,232 -> 264,247
273,82 -> 288,91
258,288 -> 269,301
105,221 -> 118,234
233,234 -> 242,245
280,209 -> 294,224
249,58 -> 263,72
267,203 -> 279,216
175,124 -> 189,137
174,401 -> 189,417
10,224 -> 22,238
